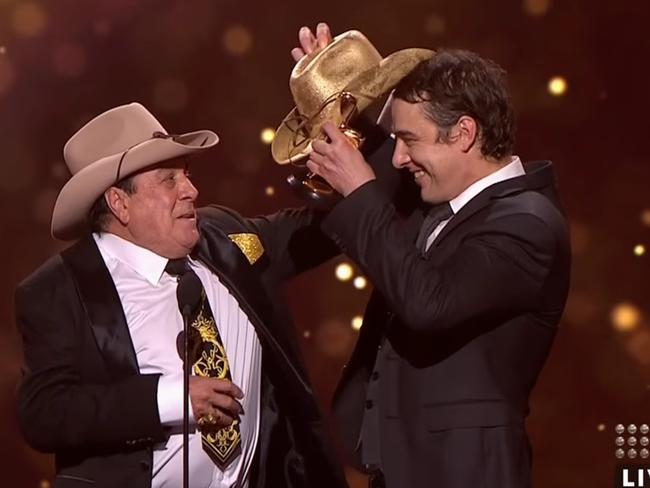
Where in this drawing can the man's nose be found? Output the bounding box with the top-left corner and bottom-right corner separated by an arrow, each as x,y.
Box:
180,174 -> 199,200
392,140 -> 410,168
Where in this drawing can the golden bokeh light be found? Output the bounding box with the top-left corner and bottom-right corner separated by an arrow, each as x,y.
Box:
597,424 -> 606,432
548,76 -> 568,96
634,245 -> 646,257
353,276 -> 367,290
260,128 -> 275,144
265,186 -> 275,196
12,2 -> 47,37
335,263 -> 354,281
611,303 -> 642,332
424,14 -> 446,36
223,24 -> 253,56
523,0 -> 551,17
641,209 -> 650,227
315,319 -> 353,357
351,316 -> 363,331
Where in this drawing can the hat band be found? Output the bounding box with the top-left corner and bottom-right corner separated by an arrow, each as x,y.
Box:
283,91 -> 362,163
113,131 -> 179,183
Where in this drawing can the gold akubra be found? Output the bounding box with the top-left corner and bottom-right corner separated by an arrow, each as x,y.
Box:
272,30 -> 434,165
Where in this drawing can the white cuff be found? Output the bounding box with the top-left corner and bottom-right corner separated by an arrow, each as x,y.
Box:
157,374 -> 195,426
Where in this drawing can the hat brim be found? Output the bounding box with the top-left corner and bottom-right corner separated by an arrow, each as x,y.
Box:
51,129 -> 218,241
272,48 -> 434,165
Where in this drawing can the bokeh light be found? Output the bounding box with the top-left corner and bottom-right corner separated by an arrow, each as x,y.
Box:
423,14 -> 446,36
315,319 -> 353,357
523,0 -> 551,17
548,76 -> 568,96
351,316 -> 363,331
260,128 -> 275,144
12,1 -> 47,37
265,186 -> 275,196
611,303 -> 642,332
223,24 -> 253,56
634,245 -> 646,257
353,276 -> 367,290
335,263 -> 354,281
641,210 -> 650,227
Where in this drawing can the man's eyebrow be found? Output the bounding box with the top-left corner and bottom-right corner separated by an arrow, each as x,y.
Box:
393,129 -> 418,139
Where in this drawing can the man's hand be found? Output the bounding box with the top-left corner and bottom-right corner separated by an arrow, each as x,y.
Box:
291,23 -> 332,62
307,121 -> 376,197
189,376 -> 244,429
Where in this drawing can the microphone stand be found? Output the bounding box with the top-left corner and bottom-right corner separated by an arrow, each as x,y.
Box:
181,304 -> 191,488
175,268 -> 202,488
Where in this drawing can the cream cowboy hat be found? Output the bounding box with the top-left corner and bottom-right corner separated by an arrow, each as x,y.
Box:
51,102 -> 219,240
271,30 -> 433,165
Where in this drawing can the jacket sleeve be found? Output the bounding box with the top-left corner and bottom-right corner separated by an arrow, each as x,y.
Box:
246,135 -> 412,281
15,268 -> 166,453
321,180 -> 561,333
247,206 -> 340,281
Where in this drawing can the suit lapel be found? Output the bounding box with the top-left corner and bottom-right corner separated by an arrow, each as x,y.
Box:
62,236 -> 139,379
192,222 -> 315,397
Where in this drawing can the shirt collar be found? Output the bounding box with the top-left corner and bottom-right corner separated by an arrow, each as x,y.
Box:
449,156 -> 525,214
93,232 -> 170,286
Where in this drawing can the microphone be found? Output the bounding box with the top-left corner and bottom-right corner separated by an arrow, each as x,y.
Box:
176,271 -> 202,317
175,269 -> 201,488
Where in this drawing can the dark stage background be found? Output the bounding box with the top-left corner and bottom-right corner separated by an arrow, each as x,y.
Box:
1,0 -> 648,486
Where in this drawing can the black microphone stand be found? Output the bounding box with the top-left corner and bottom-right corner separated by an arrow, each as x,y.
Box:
176,270 -> 202,488
181,302 -> 191,488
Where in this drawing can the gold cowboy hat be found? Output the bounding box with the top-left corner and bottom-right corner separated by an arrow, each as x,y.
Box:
271,30 -> 433,165
51,102 -> 219,240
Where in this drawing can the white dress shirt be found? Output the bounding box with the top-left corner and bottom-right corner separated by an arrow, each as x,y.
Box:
94,232 -> 262,488
424,156 -> 526,251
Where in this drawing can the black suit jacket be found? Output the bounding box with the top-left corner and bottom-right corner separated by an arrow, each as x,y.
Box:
15,205 -> 346,488
322,157 -> 570,488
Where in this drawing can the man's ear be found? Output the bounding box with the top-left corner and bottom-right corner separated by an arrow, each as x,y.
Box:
454,115 -> 479,153
104,187 -> 131,225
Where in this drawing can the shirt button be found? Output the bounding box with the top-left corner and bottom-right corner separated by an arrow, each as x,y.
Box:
365,400 -> 374,409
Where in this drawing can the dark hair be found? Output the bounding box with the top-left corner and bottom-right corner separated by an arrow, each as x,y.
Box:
393,49 -> 515,160
88,176 -> 137,233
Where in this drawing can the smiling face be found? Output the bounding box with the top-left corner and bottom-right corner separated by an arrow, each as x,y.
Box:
391,98 -> 475,205
104,160 -> 199,258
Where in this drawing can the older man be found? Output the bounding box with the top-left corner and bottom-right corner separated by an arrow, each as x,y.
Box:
15,103 -> 346,488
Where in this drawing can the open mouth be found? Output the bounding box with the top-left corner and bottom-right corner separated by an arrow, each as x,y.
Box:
177,210 -> 196,220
